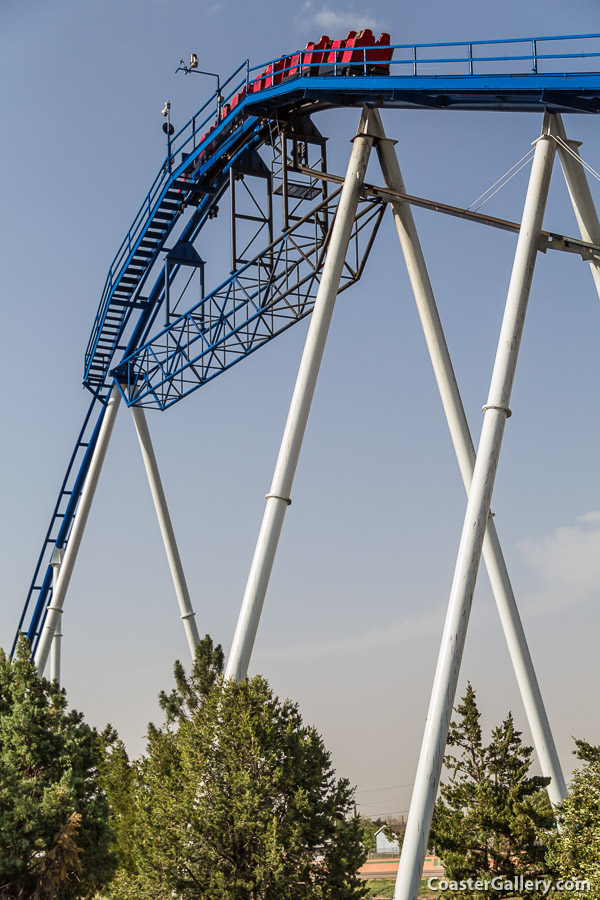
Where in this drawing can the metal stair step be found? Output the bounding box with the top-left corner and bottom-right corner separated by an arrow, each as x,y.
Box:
111,297 -> 148,309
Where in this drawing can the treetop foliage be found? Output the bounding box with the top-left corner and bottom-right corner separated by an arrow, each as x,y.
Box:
157,633 -> 224,725
430,683 -> 553,898
107,636 -> 368,899
546,737 -> 600,898
0,634 -> 114,899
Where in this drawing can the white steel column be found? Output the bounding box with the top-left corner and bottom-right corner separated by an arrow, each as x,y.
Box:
554,114 -> 600,298
394,114 -> 558,900
225,107 -> 378,681
373,110 -> 566,806
131,404 -> 200,657
49,547 -> 64,684
35,384 -> 122,675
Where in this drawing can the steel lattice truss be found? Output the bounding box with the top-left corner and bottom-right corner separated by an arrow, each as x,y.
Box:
115,190 -> 385,409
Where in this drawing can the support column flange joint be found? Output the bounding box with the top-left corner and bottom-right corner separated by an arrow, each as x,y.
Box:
482,404 -> 512,417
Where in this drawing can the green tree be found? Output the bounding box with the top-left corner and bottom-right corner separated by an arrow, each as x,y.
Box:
0,634 -> 115,899
546,740 -> 600,898
358,817 -> 386,853
430,684 -> 552,898
99,726 -> 137,875
109,636 -> 368,899
157,631 -> 224,723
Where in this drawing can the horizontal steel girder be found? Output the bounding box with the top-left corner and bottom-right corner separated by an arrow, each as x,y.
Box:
298,163 -> 600,260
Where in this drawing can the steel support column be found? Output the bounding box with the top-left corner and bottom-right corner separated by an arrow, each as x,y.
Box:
372,110 -> 566,809
394,113 -> 558,900
35,384 -> 122,675
49,547 -> 64,684
225,107 -> 378,681
554,115 -> 600,299
131,404 -> 200,657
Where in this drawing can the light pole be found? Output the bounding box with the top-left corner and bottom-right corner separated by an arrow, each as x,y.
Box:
176,56 -> 222,111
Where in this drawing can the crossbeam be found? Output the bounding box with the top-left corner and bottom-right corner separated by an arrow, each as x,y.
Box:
298,164 -> 600,261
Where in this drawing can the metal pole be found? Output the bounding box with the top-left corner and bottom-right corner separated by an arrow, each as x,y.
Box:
394,113 -> 557,900
553,114 -> 600,300
372,110 -> 566,807
35,385 -> 122,675
49,547 -> 64,684
130,404 -> 200,657
225,107 -> 378,681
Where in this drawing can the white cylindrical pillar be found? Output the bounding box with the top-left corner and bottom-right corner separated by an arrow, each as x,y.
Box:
49,547 -> 64,684
225,107 -> 378,681
131,404 -> 199,657
35,385 -> 122,675
394,115 -> 557,900
373,110 -> 566,807
554,114 -> 600,299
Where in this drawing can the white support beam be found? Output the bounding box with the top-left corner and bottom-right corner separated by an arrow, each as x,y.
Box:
554,114 -> 600,299
372,109 -> 566,807
131,404 -> 200,658
393,113 -> 558,900
35,385 -> 122,675
225,107 -> 379,681
49,547 -> 64,684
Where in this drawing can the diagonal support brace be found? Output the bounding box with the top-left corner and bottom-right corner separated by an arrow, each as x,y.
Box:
553,114 -> 600,299
130,404 -> 200,657
372,107 -> 566,810
35,384 -> 122,675
393,113 -> 558,900
225,107 -> 380,681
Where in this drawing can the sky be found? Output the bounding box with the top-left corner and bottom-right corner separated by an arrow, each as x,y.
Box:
1,0 -> 600,822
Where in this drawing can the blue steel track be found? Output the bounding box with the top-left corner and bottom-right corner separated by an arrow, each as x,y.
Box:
15,33 -> 600,657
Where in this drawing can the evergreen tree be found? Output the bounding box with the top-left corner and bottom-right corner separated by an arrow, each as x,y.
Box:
546,740 -> 600,898
0,634 -> 115,899
430,684 -> 552,898
99,726 -> 137,875
157,632 -> 225,724
108,637 -> 368,899
359,817 -> 386,853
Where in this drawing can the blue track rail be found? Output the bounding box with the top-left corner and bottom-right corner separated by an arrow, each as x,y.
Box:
13,391 -> 110,656
16,33 -> 600,656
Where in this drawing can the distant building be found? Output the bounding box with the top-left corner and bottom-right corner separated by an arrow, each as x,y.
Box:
375,825 -> 400,856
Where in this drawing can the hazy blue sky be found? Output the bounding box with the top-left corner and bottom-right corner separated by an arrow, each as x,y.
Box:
2,0 -> 599,820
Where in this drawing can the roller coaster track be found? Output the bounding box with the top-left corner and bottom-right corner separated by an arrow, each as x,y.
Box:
15,32 -> 600,655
